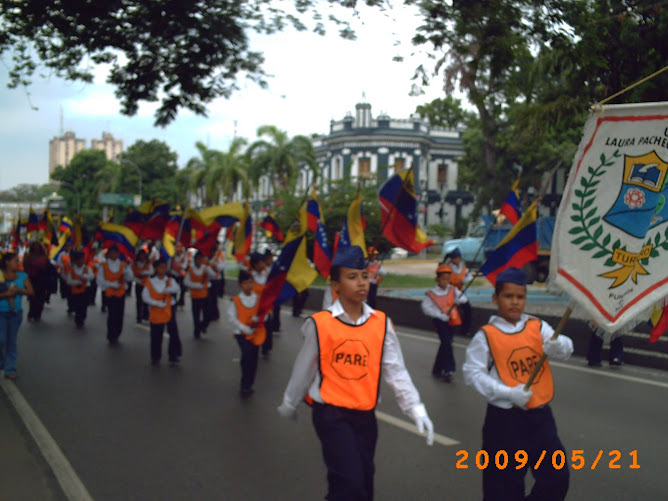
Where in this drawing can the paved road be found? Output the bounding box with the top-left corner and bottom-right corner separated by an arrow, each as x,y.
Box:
8,295 -> 668,500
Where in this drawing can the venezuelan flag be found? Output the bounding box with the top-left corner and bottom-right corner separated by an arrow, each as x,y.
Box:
499,178 -> 522,224
99,222 -> 139,260
258,235 -> 317,319
124,200 -> 170,240
26,207 -> 40,232
378,169 -> 433,253
11,211 -> 22,249
260,213 -> 285,242
480,200 -> 538,285
234,202 -> 252,262
197,201 -> 245,227
49,230 -> 72,260
59,216 -> 73,234
649,301 -> 668,343
337,190 -> 368,257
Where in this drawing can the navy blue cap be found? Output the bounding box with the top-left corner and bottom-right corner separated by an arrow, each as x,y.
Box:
447,248 -> 461,259
332,245 -> 366,270
496,267 -> 527,286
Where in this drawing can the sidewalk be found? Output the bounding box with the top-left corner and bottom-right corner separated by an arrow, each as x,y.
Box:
0,379 -> 67,501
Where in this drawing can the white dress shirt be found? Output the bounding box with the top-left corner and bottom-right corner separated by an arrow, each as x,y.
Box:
280,300 -> 424,417
226,292 -> 258,335
462,313 -> 574,409
96,259 -> 135,291
420,284 -> 468,322
251,269 -> 267,285
142,276 -> 181,307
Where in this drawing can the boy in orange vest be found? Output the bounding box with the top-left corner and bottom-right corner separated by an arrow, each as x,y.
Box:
420,263 -> 469,382
96,245 -> 134,345
227,270 -> 266,397
365,246 -> 385,309
278,245 -> 434,500
132,249 -> 153,323
445,247 -> 474,335
462,267 -> 573,501
183,251 -> 217,339
66,251 -> 95,329
142,258 -> 182,366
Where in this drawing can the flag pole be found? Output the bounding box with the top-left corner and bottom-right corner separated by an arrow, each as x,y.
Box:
168,206 -> 189,271
523,304 -> 573,391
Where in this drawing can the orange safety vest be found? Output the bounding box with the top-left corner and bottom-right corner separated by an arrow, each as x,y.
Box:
482,318 -> 554,409
312,310 -> 387,411
450,264 -> 468,290
367,261 -> 381,282
252,279 -> 265,297
70,265 -> 89,295
188,267 -> 209,299
426,287 -> 462,326
132,261 -> 151,282
232,295 -> 266,346
145,277 -> 173,324
103,261 -> 126,297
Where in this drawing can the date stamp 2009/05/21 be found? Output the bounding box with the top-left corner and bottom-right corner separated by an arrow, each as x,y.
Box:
455,450 -> 640,470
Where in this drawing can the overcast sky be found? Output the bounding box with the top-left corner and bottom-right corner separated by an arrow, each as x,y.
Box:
0,3 -> 450,191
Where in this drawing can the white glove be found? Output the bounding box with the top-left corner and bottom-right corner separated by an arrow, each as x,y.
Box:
508,384 -> 533,408
543,338 -> 562,358
157,301 -> 167,308
110,281 -> 121,289
410,404 -> 434,446
70,279 -> 82,286
251,315 -> 259,323
277,402 -> 298,421
240,325 -> 254,335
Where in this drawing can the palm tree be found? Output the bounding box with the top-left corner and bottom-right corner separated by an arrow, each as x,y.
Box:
186,140 -> 251,206
247,125 -> 317,193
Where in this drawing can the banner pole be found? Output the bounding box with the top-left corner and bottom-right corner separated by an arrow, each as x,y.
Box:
523,305 -> 573,391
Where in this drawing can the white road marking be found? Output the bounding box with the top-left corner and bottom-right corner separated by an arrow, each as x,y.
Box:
396,330 -> 668,390
375,410 -> 460,447
0,379 -> 94,501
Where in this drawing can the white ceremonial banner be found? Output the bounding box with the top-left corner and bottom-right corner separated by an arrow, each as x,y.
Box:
551,102 -> 668,332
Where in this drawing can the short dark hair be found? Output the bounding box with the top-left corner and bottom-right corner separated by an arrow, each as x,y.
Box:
495,280 -> 527,295
330,266 -> 341,282
238,270 -> 254,284
154,257 -> 167,267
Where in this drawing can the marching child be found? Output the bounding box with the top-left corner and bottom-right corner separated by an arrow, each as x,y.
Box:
66,251 -> 95,329
278,246 -> 434,500
462,267 -> 573,501
227,270 -> 266,397
249,253 -> 272,357
132,249 -> 153,323
421,263 -> 469,382
445,248 -> 474,335
183,251 -> 217,339
365,246 -> 385,309
142,258 -> 182,366
97,244 -> 134,345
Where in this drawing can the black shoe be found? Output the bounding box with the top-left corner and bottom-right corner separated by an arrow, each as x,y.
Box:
609,358 -> 623,366
587,361 -> 602,367
151,360 -> 160,366
169,358 -> 180,367
442,371 -> 454,383
262,351 -> 271,359
240,388 -> 255,398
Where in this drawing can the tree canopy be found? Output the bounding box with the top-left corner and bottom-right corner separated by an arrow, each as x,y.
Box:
0,0 -> 377,126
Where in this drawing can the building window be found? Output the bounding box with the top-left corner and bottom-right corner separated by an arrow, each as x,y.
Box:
394,158 -> 405,172
438,164 -> 448,186
359,158 -> 371,178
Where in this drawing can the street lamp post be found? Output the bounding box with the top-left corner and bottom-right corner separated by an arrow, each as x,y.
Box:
120,158 -> 142,203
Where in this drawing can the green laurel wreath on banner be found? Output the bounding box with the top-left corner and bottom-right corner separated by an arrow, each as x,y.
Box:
569,150 -> 621,266
569,149 -> 668,266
